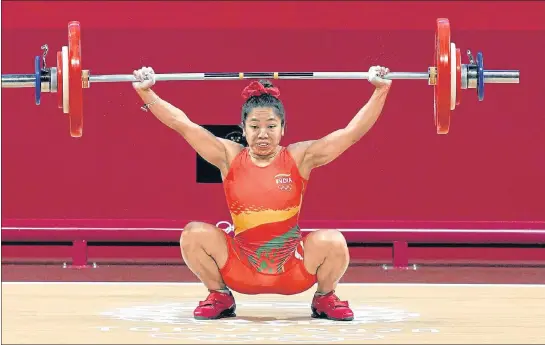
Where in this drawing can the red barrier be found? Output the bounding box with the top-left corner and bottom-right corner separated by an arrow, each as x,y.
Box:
3,220 -> 544,269
3,226 -> 545,243
4,218 -> 544,230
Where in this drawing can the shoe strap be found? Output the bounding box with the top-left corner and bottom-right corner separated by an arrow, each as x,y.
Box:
320,291 -> 350,308
198,292 -> 225,307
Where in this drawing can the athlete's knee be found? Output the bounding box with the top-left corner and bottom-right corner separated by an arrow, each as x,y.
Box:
180,221 -> 217,249
180,221 -> 229,257
307,229 -> 348,251
303,229 -> 349,274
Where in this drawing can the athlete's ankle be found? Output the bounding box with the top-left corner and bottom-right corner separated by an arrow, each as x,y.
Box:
315,289 -> 333,296
210,287 -> 231,295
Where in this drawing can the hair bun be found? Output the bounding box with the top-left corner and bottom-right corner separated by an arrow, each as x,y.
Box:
241,80 -> 280,100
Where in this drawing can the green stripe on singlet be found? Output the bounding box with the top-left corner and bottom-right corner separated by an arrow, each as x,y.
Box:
248,225 -> 301,273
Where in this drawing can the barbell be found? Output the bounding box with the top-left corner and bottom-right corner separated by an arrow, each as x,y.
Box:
1,18 -> 520,138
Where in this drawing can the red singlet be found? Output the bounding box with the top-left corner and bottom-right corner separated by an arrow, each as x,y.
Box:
223,147 -> 307,274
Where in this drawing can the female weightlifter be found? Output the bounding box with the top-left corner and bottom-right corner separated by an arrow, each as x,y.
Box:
132,65 -> 392,321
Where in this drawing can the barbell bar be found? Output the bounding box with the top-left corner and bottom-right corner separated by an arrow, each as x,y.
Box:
1,18 -> 520,138
2,69 -> 519,85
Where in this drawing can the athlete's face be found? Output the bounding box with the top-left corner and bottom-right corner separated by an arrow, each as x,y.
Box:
243,107 -> 284,157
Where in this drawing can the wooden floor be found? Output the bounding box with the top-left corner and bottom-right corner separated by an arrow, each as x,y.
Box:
2,282 -> 544,344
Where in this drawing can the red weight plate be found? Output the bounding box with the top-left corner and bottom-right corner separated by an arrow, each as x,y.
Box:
456,48 -> 461,106
434,18 -> 451,134
57,51 -> 63,109
68,21 -> 83,137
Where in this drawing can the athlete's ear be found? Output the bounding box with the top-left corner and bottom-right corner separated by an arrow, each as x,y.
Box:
281,125 -> 285,136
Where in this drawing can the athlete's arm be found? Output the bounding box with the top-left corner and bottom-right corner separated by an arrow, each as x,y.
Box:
134,67 -> 243,173
296,66 -> 392,171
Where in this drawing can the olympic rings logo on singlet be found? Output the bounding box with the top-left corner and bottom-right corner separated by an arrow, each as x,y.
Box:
275,173 -> 293,192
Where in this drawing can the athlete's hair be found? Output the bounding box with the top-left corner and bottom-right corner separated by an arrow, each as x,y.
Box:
240,80 -> 285,127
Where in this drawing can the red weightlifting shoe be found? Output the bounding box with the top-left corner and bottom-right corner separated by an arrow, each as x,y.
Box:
193,290 -> 236,320
311,290 -> 354,321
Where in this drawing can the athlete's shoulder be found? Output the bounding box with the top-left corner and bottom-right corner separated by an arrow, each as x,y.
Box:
286,141 -> 314,165
285,142 -> 314,180
287,140 -> 313,154
220,144 -> 248,181
219,138 -> 245,156
218,139 -> 246,166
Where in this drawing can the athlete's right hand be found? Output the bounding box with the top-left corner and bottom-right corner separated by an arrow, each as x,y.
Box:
132,66 -> 156,91
368,65 -> 392,89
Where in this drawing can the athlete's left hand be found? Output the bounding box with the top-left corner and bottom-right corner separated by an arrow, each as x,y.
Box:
368,65 -> 392,89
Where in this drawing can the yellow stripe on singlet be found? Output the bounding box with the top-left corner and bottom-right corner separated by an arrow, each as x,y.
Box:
231,207 -> 300,235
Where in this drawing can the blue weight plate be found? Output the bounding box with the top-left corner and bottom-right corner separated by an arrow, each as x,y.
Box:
477,52 -> 484,101
34,55 -> 41,105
